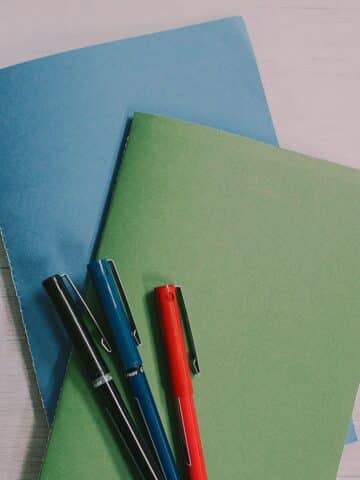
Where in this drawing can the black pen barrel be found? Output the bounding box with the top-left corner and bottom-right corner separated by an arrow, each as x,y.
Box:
43,275 -> 108,382
97,379 -> 165,480
43,275 -> 164,480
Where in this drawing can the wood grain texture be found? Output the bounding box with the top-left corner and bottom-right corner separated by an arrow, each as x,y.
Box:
0,240 -> 48,480
0,1 -> 359,478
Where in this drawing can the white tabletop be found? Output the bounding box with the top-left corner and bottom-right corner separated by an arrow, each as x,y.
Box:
1,1 -> 360,478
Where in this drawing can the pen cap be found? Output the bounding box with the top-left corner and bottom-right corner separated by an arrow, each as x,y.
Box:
88,260 -> 142,370
155,285 -> 193,396
43,275 -> 108,382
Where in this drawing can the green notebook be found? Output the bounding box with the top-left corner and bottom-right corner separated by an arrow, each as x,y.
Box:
41,113 -> 360,479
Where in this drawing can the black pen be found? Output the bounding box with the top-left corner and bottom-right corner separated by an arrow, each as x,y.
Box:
43,274 -> 164,480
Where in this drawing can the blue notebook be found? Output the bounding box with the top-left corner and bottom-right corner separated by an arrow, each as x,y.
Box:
1,17 -> 353,440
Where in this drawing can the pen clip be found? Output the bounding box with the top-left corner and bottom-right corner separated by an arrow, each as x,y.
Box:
107,259 -> 141,346
61,274 -> 112,354
175,286 -> 200,375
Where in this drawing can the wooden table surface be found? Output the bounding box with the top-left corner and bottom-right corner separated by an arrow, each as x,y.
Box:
1,1 -> 360,478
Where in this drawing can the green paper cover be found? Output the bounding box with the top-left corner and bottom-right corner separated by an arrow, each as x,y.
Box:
41,113 -> 360,479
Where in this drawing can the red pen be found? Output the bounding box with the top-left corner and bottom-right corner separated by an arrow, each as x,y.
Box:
155,285 -> 208,480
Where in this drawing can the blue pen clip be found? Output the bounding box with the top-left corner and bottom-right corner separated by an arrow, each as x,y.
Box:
88,259 -> 142,370
107,259 -> 141,346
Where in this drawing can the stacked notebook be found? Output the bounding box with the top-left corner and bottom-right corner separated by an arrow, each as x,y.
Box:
0,15 -> 358,480
41,114 -> 360,478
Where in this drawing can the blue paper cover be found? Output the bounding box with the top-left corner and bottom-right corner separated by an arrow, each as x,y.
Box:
0,17 -> 276,421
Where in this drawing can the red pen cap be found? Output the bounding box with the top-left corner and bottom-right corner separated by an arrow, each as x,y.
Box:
155,284 -> 193,397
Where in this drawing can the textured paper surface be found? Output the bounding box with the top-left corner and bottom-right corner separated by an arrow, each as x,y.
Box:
0,17 -> 277,421
346,421 -> 357,443
41,114 -> 360,479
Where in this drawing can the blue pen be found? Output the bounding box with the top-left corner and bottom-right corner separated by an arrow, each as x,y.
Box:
88,259 -> 180,480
